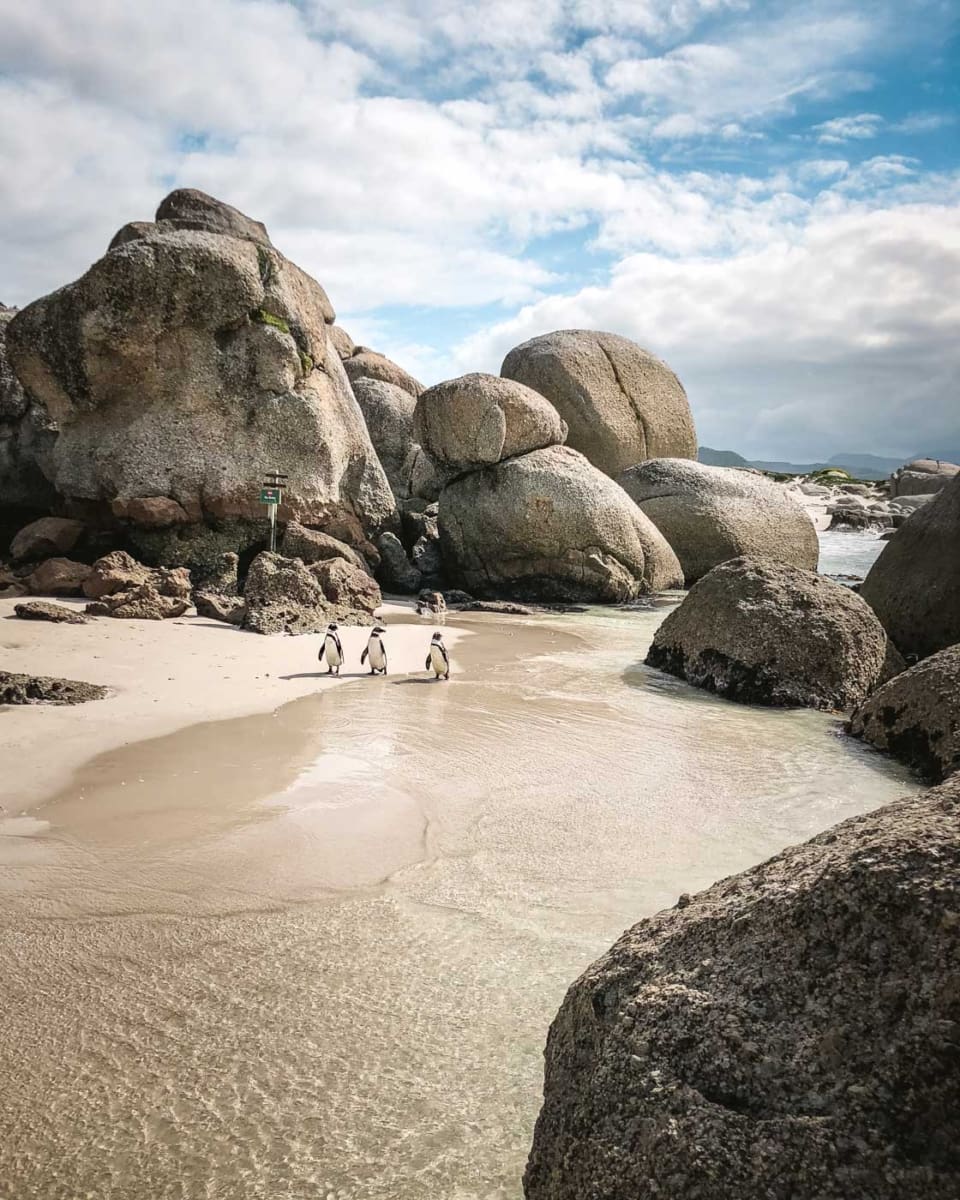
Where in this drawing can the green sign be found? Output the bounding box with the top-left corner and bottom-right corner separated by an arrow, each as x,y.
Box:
260,487 -> 281,504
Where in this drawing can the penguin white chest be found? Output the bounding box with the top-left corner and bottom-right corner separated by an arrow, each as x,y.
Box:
429,645 -> 447,675
368,637 -> 386,669
324,635 -> 343,666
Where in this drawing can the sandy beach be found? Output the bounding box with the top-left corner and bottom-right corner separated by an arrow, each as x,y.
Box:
0,596 -> 915,1199
0,598 -> 465,819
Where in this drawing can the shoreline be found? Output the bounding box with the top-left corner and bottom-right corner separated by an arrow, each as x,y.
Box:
0,596 -> 469,819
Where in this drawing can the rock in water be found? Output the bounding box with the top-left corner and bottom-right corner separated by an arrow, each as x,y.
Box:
5,192 -> 396,544
859,473 -> 960,660
525,775 -> 960,1200
414,373 -> 567,472
439,445 -> 682,602
14,600 -> 89,624
0,671 -> 107,704
241,551 -> 330,635
618,458 -> 819,584
849,643 -> 960,781
646,556 -> 899,710
501,329 -> 697,477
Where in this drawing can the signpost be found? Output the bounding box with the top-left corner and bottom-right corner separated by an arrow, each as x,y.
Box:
261,470 -> 288,552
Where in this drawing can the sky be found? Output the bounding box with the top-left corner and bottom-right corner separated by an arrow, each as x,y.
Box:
1,0 -> 958,461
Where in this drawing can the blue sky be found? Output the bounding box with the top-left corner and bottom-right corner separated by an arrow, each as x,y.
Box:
1,0 -> 958,459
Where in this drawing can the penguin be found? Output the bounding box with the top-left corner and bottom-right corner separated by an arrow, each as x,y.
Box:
425,631 -> 450,680
361,625 -> 388,675
318,622 -> 343,676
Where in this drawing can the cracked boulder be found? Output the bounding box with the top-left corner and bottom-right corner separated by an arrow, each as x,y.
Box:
438,445 -> 682,602
526,774 -> 960,1200
414,372 -> 566,473
646,556 -> 901,710
0,304 -> 58,515
6,190 -> 397,546
618,458 -> 819,584
849,643 -> 960,781
501,329 -> 697,478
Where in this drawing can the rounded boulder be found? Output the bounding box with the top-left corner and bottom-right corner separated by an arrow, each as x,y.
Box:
860,472 -> 960,660
438,444 -> 682,602
646,556 -> 899,710
618,458 -> 819,583
414,373 -> 567,471
849,643 -> 960,782
501,329 -> 696,477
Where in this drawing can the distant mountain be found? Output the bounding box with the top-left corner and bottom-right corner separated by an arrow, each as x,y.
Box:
697,446 -> 750,467
828,452 -> 904,473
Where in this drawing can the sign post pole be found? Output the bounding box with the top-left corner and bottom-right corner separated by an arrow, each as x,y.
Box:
260,470 -> 289,553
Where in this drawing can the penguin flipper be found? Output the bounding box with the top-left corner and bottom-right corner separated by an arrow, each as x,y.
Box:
361,646 -> 368,666
425,655 -> 432,670
318,645 -> 326,663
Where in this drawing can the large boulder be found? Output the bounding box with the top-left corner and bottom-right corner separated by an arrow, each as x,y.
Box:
86,583 -> 190,621
526,775 -> 960,1200
82,550 -> 191,602
414,373 -> 566,472
26,557 -> 93,596
6,192 -> 396,546
0,305 -> 57,514
646,557 -> 900,710
438,445 -> 683,602
280,521 -> 370,574
860,474 -> 960,660
849,643 -> 960,782
501,330 -> 696,477
342,348 -> 423,398
618,459 -> 819,584
241,551 -> 328,635
376,531 -> 422,594
10,516 -> 84,562
889,458 -> 959,498
350,377 -> 419,498
309,557 -> 381,619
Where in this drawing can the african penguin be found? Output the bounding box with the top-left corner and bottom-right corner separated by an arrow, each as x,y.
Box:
425,631 -> 450,680
361,625 -> 388,675
319,622 -> 343,676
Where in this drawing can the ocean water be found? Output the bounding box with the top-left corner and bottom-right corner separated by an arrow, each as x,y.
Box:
817,527 -> 887,579
0,599 -> 915,1199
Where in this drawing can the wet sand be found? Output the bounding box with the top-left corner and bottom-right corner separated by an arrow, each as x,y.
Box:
0,596 -> 464,818
0,602 -> 915,1198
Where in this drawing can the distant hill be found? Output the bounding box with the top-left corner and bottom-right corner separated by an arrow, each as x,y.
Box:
828,452 -> 904,473
697,446 -> 750,468
698,446 -> 959,479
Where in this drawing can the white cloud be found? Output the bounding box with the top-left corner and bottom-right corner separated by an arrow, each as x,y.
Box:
0,0 -> 956,459
813,112 -> 883,143
453,202 -> 960,459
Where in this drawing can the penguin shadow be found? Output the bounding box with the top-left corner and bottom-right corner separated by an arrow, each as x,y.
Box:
393,676 -> 450,685
279,670 -> 380,681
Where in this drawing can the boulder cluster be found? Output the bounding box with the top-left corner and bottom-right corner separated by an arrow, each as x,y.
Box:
2,187 -> 828,618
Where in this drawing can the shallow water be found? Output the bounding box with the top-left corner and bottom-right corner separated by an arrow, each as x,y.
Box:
817,527 -> 886,578
0,605 -> 914,1199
